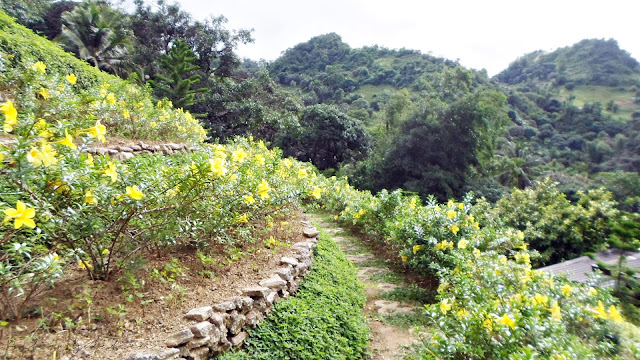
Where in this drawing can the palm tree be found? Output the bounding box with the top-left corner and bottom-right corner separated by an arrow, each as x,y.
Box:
57,1 -> 133,76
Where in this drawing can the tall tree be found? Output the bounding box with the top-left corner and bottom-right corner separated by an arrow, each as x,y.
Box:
148,39 -> 207,110
57,0 -> 133,76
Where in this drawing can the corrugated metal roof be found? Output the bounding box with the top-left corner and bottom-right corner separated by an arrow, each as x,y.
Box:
537,250 -> 640,285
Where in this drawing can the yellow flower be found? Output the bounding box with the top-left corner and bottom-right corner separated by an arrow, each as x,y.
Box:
401,255 -> 408,262
257,180 -> 271,199
102,249 -> 110,255
55,129 -> 77,149
593,301 -> 607,319
310,186 -> 322,199
236,214 -> 248,223
105,93 -> 117,105
561,284 -> 573,297
473,248 -> 481,258
38,88 -> 51,100
533,293 -> 548,306
440,299 -> 452,314
86,120 -> 106,142
103,162 -> 118,182
244,195 -> 255,205
413,244 -> 423,254
66,74 -> 77,85
124,185 -> 144,200
549,301 -> 562,320
499,313 -> 515,329
449,224 -> 460,235
457,239 -> 468,249
122,110 -> 130,118
27,145 -> 58,168
482,317 -> 493,331
31,61 -> 46,73
588,287 -> 598,296
85,153 -> 94,166
232,148 -> 247,162
437,281 -> 449,293
77,260 -> 93,270
298,168 -> 308,179
447,210 -> 456,219
150,121 -> 157,127
268,236 -> 276,246
282,158 -> 293,168
84,189 -> 98,205
457,203 -> 464,210
210,157 -> 227,177
254,154 -> 265,166
0,100 -> 18,132
409,197 -> 417,209
3,200 -> 36,229
609,305 -> 623,323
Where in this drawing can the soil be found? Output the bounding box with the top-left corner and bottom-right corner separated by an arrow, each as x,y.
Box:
0,205 -> 309,360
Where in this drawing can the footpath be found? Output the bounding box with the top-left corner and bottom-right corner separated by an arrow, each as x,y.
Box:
306,212 -> 428,360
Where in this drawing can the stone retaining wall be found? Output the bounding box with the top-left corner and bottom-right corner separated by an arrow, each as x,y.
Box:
85,142 -> 195,161
124,223 -> 321,360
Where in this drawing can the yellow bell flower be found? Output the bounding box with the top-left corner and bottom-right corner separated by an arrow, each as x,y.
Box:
31,61 -> 46,73
449,224 -> 460,235
105,93 -> 116,105
254,154 -> 265,166
533,293 -> 548,306
103,162 -> 118,182
0,100 -> 18,132
499,313 -> 515,329
38,88 -> 51,100
257,180 -> 271,199
310,186 -> 322,199
3,200 -> 36,229
232,148 -> 247,162
401,255 -> 408,262
84,189 -> 98,205
236,214 -> 248,223
86,120 -> 106,142
244,195 -> 255,205
440,299 -> 452,314
447,210 -> 456,219
457,239 -> 468,249
413,244 -> 423,254
298,168 -> 308,179
209,157 -> 226,177
55,129 -> 77,149
549,301 -> 562,320
102,248 -> 110,255
66,74 -> 77,85
85,153 -> 94,166
124,185 -> 144,200
609,305 -> 623,323
561,284 -> 573,297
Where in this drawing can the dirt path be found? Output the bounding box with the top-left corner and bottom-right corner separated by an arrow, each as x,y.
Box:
306,212 -> 424,360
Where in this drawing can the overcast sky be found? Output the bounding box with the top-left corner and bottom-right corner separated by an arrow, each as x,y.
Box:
171,0 -> 638,76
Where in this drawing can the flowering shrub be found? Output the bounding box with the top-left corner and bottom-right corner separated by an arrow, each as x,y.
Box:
314,174 -> 640,358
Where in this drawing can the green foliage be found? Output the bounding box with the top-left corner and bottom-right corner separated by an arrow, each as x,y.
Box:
148,39 -> 207,109
219,232 -> 369,360
57,1 -> 133,76
278,104 -> 370,170
487,179 -> 618,265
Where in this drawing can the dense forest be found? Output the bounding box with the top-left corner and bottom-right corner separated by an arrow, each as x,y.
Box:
1,0 -> 640,358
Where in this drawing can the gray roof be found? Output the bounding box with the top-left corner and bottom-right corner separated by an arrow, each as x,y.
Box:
537,249 -> 640,284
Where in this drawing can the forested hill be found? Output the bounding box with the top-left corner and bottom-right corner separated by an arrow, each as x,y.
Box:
266,35 -> 640,210
495,39 -> 640,87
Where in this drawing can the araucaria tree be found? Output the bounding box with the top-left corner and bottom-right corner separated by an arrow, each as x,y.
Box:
149,39 -> 207,110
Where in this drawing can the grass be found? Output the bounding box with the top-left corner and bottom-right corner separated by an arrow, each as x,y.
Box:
369,270 -> 405,285
377,312 -> 430,330
557,85 -> 639,121
379,284 -> 436,304
218,230 -> 370,360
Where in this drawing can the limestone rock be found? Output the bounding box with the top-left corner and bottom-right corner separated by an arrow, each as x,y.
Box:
241,286 -> 271,298
230,332 -> 248,347
186,336 -> 209,349
213,301 -> 235,312
275,267 -> 293,282
188,346 -> 210,360
303,227 -> 320,238
228,312 -> 246,335
245,310 -> 263,328
259,275 -> 287,290
240,297 -> 254,313
208,312 -> 224,327
190,321 -> 213,338
124,348 -> 179,360
185,306 -> 212,322
280,257 -> 299,267
164,328 -> 194,347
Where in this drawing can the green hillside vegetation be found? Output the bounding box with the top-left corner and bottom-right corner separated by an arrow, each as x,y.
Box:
2,3 -> 640,359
